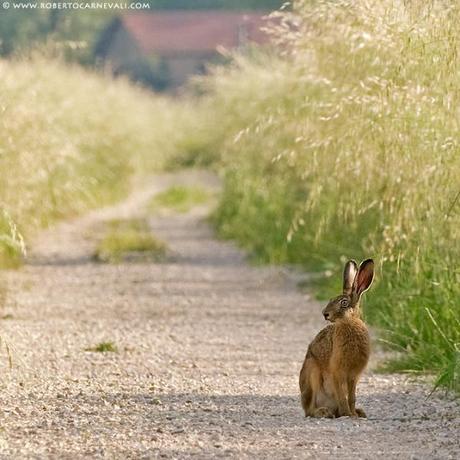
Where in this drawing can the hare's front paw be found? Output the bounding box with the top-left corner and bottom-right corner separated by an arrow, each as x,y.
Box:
354,408 -> 367,418
314,407 -> 335,418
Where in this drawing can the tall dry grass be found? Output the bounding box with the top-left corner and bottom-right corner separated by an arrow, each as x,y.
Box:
187,0 -> 460,391
0,57 -> 189,267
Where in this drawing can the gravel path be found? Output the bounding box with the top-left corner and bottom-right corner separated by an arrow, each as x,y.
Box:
0,170 -> 458,459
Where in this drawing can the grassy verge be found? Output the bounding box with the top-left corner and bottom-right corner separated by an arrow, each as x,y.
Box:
0,56 -> 191,269
93,218 -> 166,264
180,1 -> 460,391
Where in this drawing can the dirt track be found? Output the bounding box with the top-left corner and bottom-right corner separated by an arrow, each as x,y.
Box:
1,171 -> 459,459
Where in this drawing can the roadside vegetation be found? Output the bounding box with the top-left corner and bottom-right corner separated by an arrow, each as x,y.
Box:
181,1 -> 460,391
0,57 -> 186,268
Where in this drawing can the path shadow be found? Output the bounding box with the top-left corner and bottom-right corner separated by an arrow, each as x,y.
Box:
34,388 -> 457,428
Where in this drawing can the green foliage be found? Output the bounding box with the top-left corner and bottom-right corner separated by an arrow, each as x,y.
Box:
0,11 -> 115,62
0,11 -> 50,55
149,186 -> 212,213
182,0 -> 460,391
85,341 -> 118,352
94,219 -> 166,263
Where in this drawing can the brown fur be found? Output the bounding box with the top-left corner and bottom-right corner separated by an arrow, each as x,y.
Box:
299,259 -> 374,418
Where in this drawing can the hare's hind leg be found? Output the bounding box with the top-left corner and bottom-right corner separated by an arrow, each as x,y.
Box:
300,384 -> 313,416
299,357 -> 320,417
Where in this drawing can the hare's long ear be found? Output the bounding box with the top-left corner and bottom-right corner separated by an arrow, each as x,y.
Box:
353,259 -> 374,297
343,260 -> 358,295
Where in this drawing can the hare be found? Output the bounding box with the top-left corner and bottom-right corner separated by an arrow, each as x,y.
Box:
299,259 -> 374,418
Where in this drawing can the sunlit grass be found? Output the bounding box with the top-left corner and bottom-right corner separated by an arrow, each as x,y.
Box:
0,56 -> 194,269
191,0 -> 460,391
93,218 -> 166,264
149,185 -> 212,213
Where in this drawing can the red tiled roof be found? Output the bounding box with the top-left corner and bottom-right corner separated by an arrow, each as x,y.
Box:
122,11 -> 271,55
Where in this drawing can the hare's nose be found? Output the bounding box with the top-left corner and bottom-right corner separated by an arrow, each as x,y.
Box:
323,312 -> 330,320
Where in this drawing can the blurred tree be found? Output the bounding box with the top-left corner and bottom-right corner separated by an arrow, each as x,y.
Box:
0,12 -> 49,55
0,11 -> 115,61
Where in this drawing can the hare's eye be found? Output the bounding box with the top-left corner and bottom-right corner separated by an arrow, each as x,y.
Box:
340,298 -> 349,307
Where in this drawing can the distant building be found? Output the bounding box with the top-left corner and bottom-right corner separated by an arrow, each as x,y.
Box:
94,11 -> 270,90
